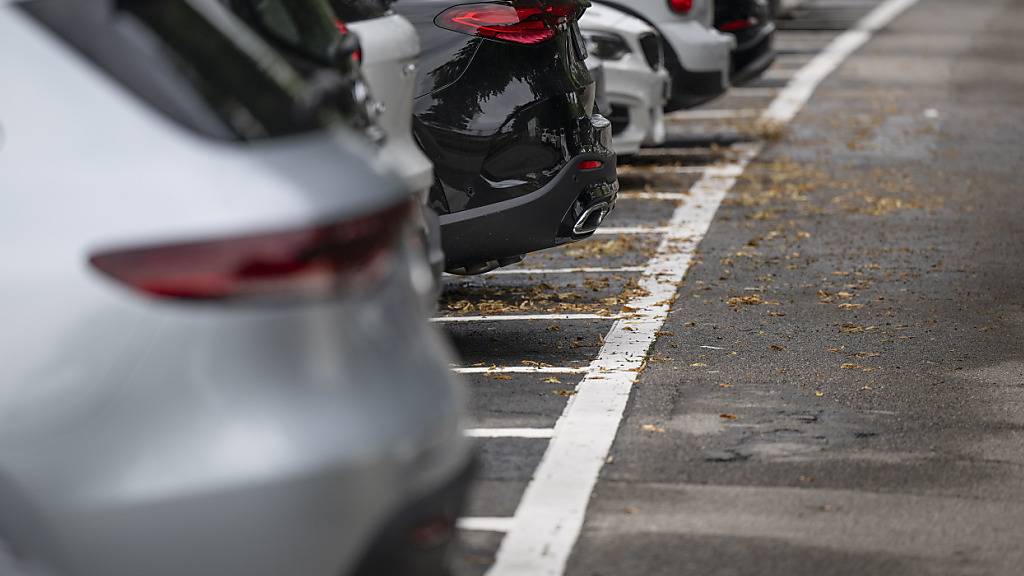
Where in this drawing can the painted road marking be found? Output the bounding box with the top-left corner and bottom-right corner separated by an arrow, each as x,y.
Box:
617,192 -> 691,201
763,0 -> 922,127
485,154 -> 758,576
445,266 -> 646,276
617,165 -> 709,175
593,226 -> 672,235
453,367 -> 588,375
484,1 -> 923,574
458,517 -> 516,533
666,108 -> 761,121
466,428 -> 556,439
433,313 -> 621,323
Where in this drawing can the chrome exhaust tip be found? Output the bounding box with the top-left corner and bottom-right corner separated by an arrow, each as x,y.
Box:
573,202 -> 611,236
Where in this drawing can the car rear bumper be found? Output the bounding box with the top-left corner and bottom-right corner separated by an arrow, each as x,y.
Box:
731,23 -> 777,84
350,453 -> 476,576
603,60 -> 670,155
658,20 -> 734,111
440,146 -> 619,272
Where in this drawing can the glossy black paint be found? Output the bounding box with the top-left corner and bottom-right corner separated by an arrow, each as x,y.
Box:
393,0 -> 618,270
715,0 -> 777,84
329,0 -> 395,21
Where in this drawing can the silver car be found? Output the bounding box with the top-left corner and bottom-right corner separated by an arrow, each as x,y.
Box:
0,2 -> 472,576
597,0 -> 735,110
581,3 -> 671,156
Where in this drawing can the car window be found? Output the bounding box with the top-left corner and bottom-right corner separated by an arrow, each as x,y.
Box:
230,0 -> 347,66
328,0 -> 393,22
20,0 -> 341,141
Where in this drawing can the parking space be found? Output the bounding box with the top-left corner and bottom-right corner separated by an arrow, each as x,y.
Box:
433,2 -> 897,573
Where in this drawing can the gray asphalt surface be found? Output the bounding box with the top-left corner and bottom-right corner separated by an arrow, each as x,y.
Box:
444,0 -> 1024,573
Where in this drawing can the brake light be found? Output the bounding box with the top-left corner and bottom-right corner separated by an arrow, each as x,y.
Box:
578,160 -> 603,170
668,0 -> 693,14
719,18 -> 757,32
90,201 -> 411,301
435,3 -> 578,45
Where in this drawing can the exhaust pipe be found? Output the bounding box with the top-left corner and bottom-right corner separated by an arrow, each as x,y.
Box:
573,202 -> 611,236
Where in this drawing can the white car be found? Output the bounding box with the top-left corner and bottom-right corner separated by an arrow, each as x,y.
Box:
597,0 -> 735,110
0,1 -> 472,575
334,1 -> 446,280
581,3 -> 670,156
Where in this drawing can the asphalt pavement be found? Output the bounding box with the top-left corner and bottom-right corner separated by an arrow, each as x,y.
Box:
441,0 -> 1024,574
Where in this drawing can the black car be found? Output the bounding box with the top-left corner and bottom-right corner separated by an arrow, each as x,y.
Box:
391,0 -> 619,275
715,0 -> 777,84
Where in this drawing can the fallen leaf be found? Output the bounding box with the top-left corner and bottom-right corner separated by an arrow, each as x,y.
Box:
543,377 -> 562,384
489,374 -> 513,381
841,363 -> 864,370
690,362 -> 709,368
719,413 -> 739,420
815,390 -> 825,397
727,294 -> 765,307
641,424 -> 666,433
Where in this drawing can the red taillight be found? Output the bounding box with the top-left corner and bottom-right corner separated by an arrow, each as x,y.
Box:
435,3 -> 578,45
90,202 -> 411,301
719,17 -> 756,32
668,0 -> 693,14
334,19 -> 349,34
578,160 -> 603,170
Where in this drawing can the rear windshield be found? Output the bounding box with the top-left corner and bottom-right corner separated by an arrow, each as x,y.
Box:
21,0 -> 339,141
328,0 -> 392,22
226,0 -> 352,68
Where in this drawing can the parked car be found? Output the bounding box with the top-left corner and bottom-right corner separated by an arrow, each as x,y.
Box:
222,0 -> 445,291
595,0 -> 734,111
580,3 -> 670,156
715,0 -> 777,84
393,0 -> 619,275
0,3 -> 472,576
329,0 -> 446,281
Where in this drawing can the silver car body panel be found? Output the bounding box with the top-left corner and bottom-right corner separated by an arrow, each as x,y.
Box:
581,4 -> 670,155
0,8 -> 470,576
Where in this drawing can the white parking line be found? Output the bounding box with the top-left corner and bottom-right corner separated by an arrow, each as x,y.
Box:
617,192 -> 690,201
454,367 -> 588,375
487,155 -> 758,576
433,313 -> 621,323
486,0 -> 922,573
636,147 -> 720,158
617,165 -> 709,175
458,517 -> 515,533
666,108 -> 761,121
466,428 -> 556,439
593,226 -> 672,235
480,266 -> 645,275
763,0 -> 922,127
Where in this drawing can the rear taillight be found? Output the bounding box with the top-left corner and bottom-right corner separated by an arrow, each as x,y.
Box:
435,2 -> 578,45
90,201 -> 411,301
668,0 -> 693,14
718,17 -> 757,32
